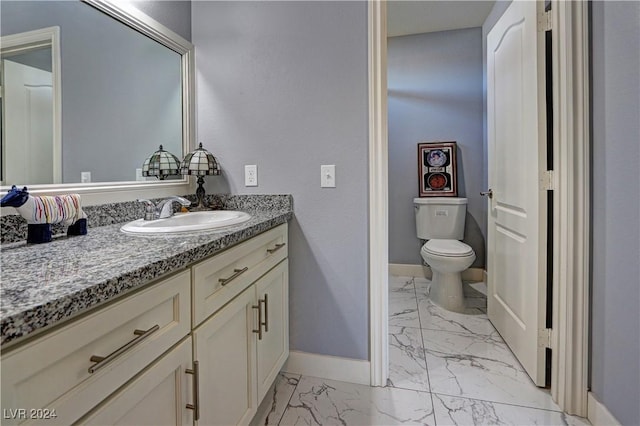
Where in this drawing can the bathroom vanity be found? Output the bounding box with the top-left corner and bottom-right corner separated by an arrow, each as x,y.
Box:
0,198 -> 292,425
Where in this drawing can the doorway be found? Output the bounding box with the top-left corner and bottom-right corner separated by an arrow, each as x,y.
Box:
369,0 -> 591,417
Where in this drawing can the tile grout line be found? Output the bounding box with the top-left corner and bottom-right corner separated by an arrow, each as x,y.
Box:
429,391 -> 566,414
412,275 -> 439,426
276,374 -> 302,426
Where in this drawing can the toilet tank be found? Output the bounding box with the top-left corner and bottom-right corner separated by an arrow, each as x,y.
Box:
414,197 -> 467,240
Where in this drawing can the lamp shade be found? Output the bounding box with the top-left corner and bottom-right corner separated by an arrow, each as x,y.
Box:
142,145 -> 181,180
180,142 -> 221,176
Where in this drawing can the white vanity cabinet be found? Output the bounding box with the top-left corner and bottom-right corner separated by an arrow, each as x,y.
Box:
193,259 -> 289,426
0,270 -> 191,426
0,223 -> 289,426
192,225 -> 289,425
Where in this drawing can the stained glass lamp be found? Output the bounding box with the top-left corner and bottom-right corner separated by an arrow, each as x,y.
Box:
141,145 -> 181,180
180,142 -> 221,210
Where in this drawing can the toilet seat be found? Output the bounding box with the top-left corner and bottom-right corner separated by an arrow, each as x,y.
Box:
422,239 -> 474,258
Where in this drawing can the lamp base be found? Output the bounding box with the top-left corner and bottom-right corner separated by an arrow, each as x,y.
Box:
191,176 -> 210,211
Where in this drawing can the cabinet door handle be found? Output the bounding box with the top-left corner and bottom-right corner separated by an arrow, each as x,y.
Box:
252,303 -> 263,340
218,267 -> 248,286
266,243 -> 286,254
88,324 -> 159,374
186,360 -> 200,421
261,294 -> 269,333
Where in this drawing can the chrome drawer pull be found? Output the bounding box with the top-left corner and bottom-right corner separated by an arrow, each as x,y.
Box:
252,303 -> 263,340
186,360 -> 200,421
266,243 -> 286,254
88,324 -> 160,374
261,293 -> 269,333
218,267 -> 248,286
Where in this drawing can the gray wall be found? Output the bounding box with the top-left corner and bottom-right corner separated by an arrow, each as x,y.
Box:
6,49 -> 52,73
192,1 -> 369,360
1,1 -> 183,184
590,1 -> 640,425
388,28 -> 485,268
132,0 -> 191,42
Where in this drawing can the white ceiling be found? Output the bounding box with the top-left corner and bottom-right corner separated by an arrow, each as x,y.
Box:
387,1 -> 496,37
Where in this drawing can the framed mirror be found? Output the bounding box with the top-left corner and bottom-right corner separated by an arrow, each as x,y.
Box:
0,0 -> 194,199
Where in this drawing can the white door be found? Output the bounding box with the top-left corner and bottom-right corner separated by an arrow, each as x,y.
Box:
486,0 -> 548,386
3,59 -> 54,185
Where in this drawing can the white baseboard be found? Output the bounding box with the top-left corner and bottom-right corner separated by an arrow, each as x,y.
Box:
463,267 -> 484,282
282,350 -> 370,386
388,263 -> 429,278
588,392 -> 621,426
389,263 -> 485,282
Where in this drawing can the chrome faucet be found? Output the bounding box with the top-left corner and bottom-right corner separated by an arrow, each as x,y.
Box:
137,196 -> 191,220
157,196 -> 191,219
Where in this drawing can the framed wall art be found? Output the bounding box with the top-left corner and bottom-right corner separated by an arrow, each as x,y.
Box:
417,141 -> 458,197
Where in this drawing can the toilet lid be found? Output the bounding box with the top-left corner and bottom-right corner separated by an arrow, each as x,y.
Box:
422,239 -> 474,258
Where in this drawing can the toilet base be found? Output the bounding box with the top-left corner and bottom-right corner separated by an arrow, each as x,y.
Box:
430,270 -> 465,313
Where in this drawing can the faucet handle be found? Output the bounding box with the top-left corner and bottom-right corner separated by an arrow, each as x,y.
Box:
137,199 -> 157,220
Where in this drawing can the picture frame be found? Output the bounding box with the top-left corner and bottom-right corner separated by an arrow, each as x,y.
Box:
417,141 -> 458,197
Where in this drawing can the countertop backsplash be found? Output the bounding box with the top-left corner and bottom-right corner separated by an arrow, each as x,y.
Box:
0,194 -> 293,244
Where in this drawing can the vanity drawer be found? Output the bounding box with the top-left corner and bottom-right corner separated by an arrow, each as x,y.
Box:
192,223 -> 288,326
0,270 -> 190,426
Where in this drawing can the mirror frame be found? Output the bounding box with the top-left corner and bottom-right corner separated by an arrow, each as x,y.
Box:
0,0 -> 194,203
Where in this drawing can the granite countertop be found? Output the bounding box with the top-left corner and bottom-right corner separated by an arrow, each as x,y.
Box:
0,205 -> 292,347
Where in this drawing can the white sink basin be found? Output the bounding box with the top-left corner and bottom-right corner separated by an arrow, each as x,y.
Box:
121,211 -> 252,234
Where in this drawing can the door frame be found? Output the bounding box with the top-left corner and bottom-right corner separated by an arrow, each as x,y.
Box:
368,0 -> 389,388
549,0 -> 590,416
367,0 -> 590,417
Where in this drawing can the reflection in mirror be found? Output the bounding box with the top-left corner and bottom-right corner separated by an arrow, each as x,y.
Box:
0,0 -> 193,194
1,27 -> 60,186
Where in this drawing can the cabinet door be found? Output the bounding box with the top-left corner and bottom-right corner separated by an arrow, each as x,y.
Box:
255,260 -> 289,402
81,338 -> 193,425
193,286 -> 258,426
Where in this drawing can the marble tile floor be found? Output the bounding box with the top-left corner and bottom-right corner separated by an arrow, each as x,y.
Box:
255,275 -> 590,425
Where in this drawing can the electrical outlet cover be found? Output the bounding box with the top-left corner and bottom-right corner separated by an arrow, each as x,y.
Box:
245,165 -> 258,186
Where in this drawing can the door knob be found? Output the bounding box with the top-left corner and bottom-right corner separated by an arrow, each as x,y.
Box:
480,189 -> 493,199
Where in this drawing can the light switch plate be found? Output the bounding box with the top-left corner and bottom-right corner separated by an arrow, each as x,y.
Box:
81,171 -> 91,183
321,165 -> 336,188
245,165 -> 258,187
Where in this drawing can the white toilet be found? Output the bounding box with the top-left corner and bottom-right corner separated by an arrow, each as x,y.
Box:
414,197 -> 476,312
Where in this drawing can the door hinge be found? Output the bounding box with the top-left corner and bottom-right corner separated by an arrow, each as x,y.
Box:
540,170 -> 555,191
538,328 -> 553,349
538,10 -> 552,32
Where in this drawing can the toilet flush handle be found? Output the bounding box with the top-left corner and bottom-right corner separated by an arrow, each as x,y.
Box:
480,189 -> 493,199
